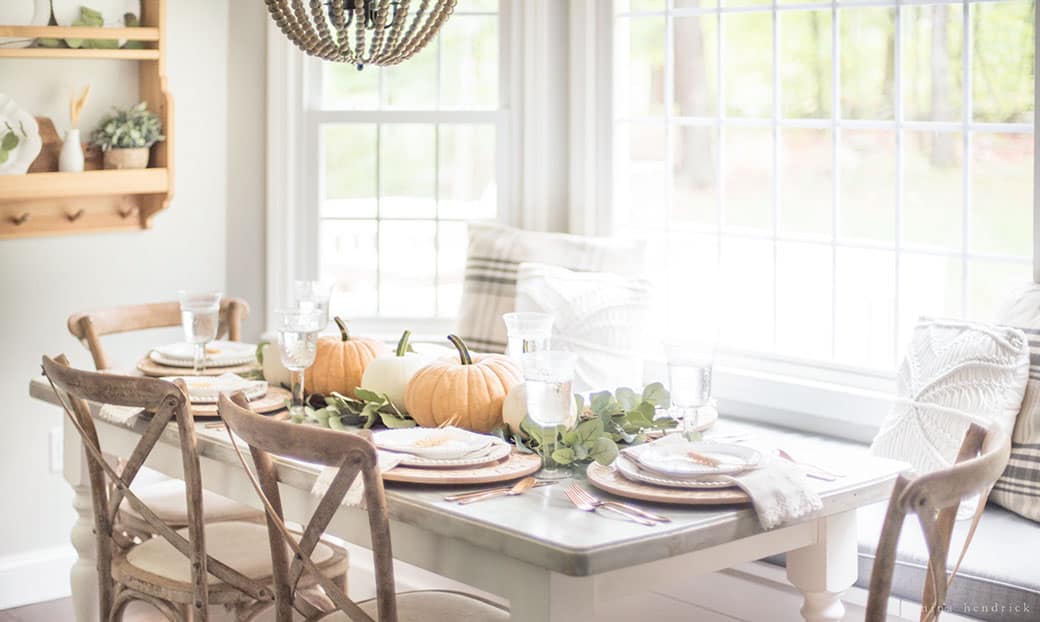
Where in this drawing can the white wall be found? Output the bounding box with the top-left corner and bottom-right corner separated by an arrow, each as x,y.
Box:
0,0 -> 257,603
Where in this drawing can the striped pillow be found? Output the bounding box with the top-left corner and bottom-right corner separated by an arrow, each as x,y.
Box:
455,222 -> 647,353
990,326 -> 1040,523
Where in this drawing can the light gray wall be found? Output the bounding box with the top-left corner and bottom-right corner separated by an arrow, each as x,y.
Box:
226,0 -> 268,340
0,0 -> 234,559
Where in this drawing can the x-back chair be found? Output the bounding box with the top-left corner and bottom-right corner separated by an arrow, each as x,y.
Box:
41,354 -> 283,621
218,392 -> 509,621
865,422 -> 1012,622
66,298 -> 263,540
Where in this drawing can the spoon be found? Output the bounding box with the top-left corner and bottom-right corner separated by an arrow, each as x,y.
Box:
458,476 -> 537,505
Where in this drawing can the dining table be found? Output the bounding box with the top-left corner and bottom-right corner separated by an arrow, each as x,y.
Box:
29,375 -> 907,622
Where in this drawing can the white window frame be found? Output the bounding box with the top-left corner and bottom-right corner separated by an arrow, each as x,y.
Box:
573,0 -> 1039,441
266,2 -> 521,340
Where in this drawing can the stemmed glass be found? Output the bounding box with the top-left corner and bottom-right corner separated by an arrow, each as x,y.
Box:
178,291 -> 222,375
293,280 -> 332,331
665,341 -> 715,439
522,351 -> 577,480
502,312 -> 554,361
276,308 -> 323,417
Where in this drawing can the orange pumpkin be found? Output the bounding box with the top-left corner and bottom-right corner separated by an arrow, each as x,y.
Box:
404,335 -> 522,433
304,317 -> 387,397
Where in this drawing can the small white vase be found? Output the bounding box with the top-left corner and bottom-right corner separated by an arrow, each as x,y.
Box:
59,129 -> 84,172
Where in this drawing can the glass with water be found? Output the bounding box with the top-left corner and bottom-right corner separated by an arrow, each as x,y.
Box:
276,309 -> 323,417
665,341 -> 715,438
503,312 -> 554,360
522,351 -> 577,480
178,291 -> 222,374
293,280 -> 332,330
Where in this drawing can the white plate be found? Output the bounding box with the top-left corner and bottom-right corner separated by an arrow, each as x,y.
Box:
389,442 -> 512,469
614,455 -> 737,490
622,437 -> 761,478
372,427 -> 497,461
162,373 -> 267,404
0,95 -> 42,175
0,0 -> 50,48
151,341 -> 257,368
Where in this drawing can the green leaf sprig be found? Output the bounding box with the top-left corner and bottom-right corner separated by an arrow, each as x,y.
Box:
291,389 -> 417,430
0,121 -> 26,166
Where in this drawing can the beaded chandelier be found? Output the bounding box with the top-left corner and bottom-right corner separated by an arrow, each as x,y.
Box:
265,0 -> 457,70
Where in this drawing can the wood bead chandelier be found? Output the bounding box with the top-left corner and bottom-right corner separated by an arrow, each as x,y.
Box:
265,0 -> 457,70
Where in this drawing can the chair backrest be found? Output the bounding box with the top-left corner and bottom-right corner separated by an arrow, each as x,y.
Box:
218,392 -> 397,622
41,355 -> 272,622
67,298 -> 250,370
865,422 -> 1012,622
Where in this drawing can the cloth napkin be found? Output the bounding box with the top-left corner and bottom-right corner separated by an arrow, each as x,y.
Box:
311,451 -> 406,508
621,435 -> 822,529
96,404 -> 143,426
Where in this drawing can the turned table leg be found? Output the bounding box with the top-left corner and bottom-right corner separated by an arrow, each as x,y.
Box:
786,510 -> 858,622
65,419 -> 99,622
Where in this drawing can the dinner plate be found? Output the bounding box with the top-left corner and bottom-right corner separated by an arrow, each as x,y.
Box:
614,454 -> 738,490
151,341 -> 257,368
0,0 -> 50,48
389,441 -> 512,469
162,373 -> 267,404
622,437 -> 761,478
372,427 -> 497,461
0,95 -> 42,175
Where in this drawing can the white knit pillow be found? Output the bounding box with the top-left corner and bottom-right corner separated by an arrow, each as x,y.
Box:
871,319 -> 1029,475
455,223 -> 647,353
515,263 -> 653,393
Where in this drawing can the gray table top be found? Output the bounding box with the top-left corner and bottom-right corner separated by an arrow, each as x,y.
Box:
31,376 -> 907,577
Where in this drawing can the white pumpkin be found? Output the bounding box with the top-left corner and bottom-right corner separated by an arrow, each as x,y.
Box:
502,382 -> 579,436
360,330 -> 430,410
260,342 -> 292,389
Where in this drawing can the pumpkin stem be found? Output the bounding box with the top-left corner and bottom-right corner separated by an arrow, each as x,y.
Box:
446,334 -> 473,365
395,330 -> 412,357
334,317 -> 350,341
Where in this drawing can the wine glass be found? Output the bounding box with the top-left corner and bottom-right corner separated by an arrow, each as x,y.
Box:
293,280 -> 332,331
665,340 -> 715,439
522,350 -> 577,480
276,308 -> 323,417
178,291 -> 222,375
502,312 -> 554,361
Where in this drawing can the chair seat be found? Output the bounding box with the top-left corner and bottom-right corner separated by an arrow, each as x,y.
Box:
114,521 -> 347,602
323,590 -> 508,622
122,479 -> 264,525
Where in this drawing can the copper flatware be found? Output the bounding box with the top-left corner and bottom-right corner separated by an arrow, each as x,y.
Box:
564,484 -> 660,526
457,476 -> 537,505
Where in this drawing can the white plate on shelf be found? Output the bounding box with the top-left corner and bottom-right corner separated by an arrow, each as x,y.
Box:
621,436 -> 761,478
0,0 -> 50,49
372,427 -> 498,461
150,341 -> 257,368
0,95 -> 42,175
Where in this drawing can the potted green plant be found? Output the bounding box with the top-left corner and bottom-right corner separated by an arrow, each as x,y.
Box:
89,102 -> 164,170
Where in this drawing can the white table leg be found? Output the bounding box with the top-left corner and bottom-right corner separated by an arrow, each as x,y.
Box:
506,567 -> 597,622
786,510 -> 858,622
64,419 -> 99,622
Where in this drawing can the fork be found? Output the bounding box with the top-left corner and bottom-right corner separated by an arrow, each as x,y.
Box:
775,449 -> 845,481
563,485 -> 660,526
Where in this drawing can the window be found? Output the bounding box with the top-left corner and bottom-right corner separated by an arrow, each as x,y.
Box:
297,0 -> 508,331
612,0 -> 1035,376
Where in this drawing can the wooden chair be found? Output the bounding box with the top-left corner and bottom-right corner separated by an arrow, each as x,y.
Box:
218,392 -> 510,622
67,297 -> 250,371
865,422 -> 1012,622
67,298 -> 263,539
42,355 -> 349,622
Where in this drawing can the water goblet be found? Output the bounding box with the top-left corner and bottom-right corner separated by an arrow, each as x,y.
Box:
665,341 -> 715,439
521,350 -> 578,480
276,308 -> 323,417
293,279 -> 332,330
503,312 -> 554,361
178,291 -> 222,375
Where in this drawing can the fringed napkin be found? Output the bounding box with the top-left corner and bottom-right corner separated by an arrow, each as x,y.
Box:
96,404 -> 142,426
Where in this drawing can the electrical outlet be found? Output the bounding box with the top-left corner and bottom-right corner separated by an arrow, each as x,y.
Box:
50,426 -> 62,473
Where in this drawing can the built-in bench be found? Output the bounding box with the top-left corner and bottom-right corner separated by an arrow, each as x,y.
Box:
749,423 -> 1040,622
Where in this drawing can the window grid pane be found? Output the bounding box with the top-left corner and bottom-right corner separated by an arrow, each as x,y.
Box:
613,0 -> 1034,372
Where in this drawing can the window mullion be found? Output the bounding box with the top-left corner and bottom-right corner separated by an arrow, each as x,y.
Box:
961,0 -> 972,316
893,3 -> 904,365
771,0 -> 780,354
830,0 -> 840,361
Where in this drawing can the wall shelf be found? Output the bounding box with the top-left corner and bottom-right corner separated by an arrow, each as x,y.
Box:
0,0 -> 173,240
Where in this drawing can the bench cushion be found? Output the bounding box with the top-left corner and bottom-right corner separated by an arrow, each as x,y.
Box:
767,499 -> 1040,621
